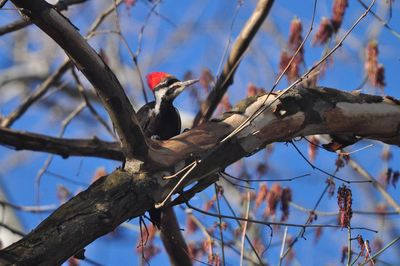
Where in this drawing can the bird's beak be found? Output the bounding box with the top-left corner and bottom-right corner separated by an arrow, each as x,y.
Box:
179,79 -> 199,87
168,79 -> 199,100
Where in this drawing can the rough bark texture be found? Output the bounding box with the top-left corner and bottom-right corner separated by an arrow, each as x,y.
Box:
1,87 -> 399,264
159,207 -> 192,266
0,170 -> 157,265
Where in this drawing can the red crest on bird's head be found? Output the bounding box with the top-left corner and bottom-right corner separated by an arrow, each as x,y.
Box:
146,72 -> 171,91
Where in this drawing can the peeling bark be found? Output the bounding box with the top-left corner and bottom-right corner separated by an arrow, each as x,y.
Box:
0,87 -> 399,264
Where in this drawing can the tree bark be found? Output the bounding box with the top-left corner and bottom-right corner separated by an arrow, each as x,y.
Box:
0,87 -> 399,264
159,207 -> 192,266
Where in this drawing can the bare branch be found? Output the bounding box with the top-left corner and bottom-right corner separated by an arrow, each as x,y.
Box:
10,0 -> 149,161
0,0 -> 88,36
159,208 -> 192,266
0,60 -> 72,128
357,0 -> 400,40
0,18 -> 29,37
348,158 -> 400,213
193,0 -> 274,126
0,127 -> 123,161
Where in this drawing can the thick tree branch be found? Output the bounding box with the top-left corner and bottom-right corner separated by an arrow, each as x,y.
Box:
0,170 -> 155,265
0,87 -> 399,264
10,0 -> 148,160
159,208 -> 192,266
0,127 -> 123,161
193,0 -> 274,126
0,0 -> 87,36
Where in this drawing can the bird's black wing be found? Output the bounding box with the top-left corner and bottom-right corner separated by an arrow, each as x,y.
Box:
136,101 -> 156,137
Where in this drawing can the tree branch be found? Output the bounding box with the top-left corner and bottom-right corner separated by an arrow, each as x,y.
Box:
0,60 -> 72,128
0,0 -> 88,36
193,0 -> 274,126
10,0 -> 148,161
0,127 -> 123,161
0,87 -> 399,264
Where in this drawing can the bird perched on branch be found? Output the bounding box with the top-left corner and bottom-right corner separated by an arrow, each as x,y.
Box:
137,72 -> 198,140
137,72 -> 198,227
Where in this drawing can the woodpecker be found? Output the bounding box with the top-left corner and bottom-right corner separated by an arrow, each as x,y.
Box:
137,72 -> 198,228
137,72 -> 198,140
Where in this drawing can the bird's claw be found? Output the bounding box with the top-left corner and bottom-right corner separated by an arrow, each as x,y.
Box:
150,135 -> 161,140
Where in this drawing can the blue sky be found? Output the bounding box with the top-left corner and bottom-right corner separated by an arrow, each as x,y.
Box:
0,0 -> 400,265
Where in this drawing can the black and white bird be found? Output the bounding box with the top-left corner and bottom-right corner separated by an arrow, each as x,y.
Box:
137,72 -> 198,228
137,72 -> 198,140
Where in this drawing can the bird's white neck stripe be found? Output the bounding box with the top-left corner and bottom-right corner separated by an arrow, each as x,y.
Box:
153,88 -> 168,115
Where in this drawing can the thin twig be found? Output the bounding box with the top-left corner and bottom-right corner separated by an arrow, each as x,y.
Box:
220,174 -> 255,190
35,102 -> 86,207
86,0 -> 123,38
0,19 -> 30,37
216,0 -> 318,144
13,0 -> 149,159
348,158 -> 400,213
133,0 -> 163,104
280,183 -> 330,262
214,184 -> 225,266
44,170 -> 88,187
217,0 -> 376,147
278,227 -> 288,266
240,190 -> 250,266
221,171 -> 310,183
221,194 -> 265,265
359,236 -> 400,266
271,0 -> 318,93
290,141 -> 371,184
71,68 -> 116,138
0,60 -> 72,128
187,209 -> 260,265
0,221 -> 24,236
140,0 -> 176,27
215,0 -> 244,79
0,200 -> 56,213
186,201 -> 377,233
357,0 -> 400,41
347,226 -> 352,266
350,249 -> 363,266
2,0 -> 124,128
185,211 -> 215,264
290,201 -> 400,217
193,0 -> 274,126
